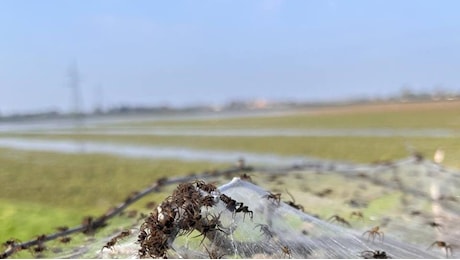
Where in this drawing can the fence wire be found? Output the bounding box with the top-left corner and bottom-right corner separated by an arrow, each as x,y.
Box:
2,155 -> 460,258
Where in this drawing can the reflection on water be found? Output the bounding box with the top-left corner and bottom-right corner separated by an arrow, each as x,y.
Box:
0,137 -> 311,166
0,110 -> 280,133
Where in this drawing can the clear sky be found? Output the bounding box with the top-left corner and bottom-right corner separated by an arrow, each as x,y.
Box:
1,0 -> 460,114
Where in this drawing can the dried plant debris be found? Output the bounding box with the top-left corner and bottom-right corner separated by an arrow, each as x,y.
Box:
134,177 -> 440,259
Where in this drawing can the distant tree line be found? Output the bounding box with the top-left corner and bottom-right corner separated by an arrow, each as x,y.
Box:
1,89 -> 460,122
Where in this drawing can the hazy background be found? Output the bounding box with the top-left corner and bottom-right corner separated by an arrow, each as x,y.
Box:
1,0 -> 460,114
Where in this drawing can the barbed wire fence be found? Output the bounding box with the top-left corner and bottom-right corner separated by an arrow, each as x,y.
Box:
2,154 -> 460,258
0,163 -> 256,259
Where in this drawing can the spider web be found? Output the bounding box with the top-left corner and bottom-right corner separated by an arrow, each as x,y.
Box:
48,156 -> 460,259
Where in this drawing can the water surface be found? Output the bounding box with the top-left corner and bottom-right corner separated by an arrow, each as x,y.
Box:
0,137 -> 311,166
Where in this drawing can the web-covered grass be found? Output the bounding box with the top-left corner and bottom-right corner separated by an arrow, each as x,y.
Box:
4,156 -> 460,259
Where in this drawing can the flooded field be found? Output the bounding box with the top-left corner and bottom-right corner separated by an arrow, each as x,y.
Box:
2,102 -> 460,258
0,137 -> 311,166
0,110 -> 282,133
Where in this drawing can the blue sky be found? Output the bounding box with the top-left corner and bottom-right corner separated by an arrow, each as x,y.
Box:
1,0 -> 460,114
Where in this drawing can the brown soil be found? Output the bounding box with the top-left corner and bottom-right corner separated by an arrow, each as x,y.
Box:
297,100 -> 460,116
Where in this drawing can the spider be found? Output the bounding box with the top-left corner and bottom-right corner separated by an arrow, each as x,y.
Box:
362,226 -> 384,242
55,226 -> 69,232
138,247 -> 147,259
2,239 -> 21,249
115,230 -> 131,240
32,244 -> 47,254
357,172 -> 369,178
81,216 -> 94,234
254,223 -> 274,238
328,215 -> 351,227
201,195 -> 216,208
350,211 -> 364,221
315,188 -> 333,197
36,234 -> 47,243
235,204 -> 253,220
220,195 -> 253,220
359,250 -> 391,259
156,177 -> 167,186
174,183 -> 198,200
194,180 -> 217,193
426,221 -> 443,231
145,201 -> 156,209
124,191 -> 140,203
413,152 -> 424,162
220,194 -> 243,213
125,210 -> 138,218
101,238 -> 117,251
410,210 -> 422,216
263,192 -> 281,206
285,190 -> 304,212
137,230 -> 147,244
240,173 -> 252,182
219,193 -> 233,204
59,237 -> 72,244
281,245 -> 292,258
194,213 -> 227,245
180,203 -> 202,231
427,241 -> 453,258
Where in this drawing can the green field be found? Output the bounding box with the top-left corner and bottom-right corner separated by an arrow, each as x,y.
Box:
0,148 -> 222,243
2,101 -> 460,256
107,102 -> 460,130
